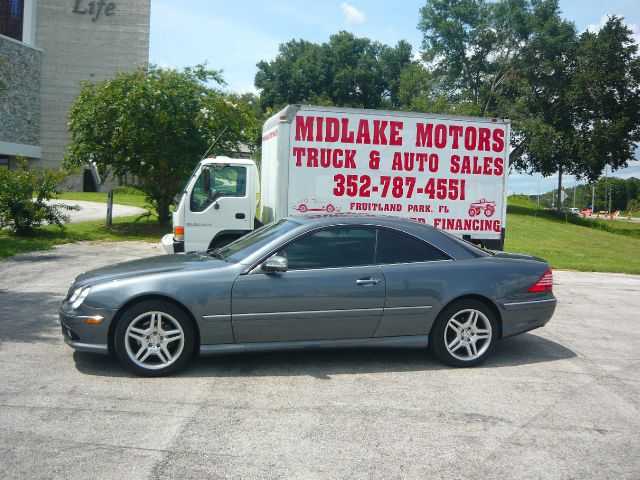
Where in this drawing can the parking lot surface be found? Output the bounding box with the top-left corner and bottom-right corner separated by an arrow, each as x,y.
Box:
0,241 -> 639,479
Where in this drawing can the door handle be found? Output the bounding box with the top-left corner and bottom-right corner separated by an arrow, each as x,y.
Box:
235,213 -> 246,219
356,278 -> 380,286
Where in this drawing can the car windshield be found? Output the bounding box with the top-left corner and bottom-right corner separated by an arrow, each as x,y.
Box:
212,219 -> 301,263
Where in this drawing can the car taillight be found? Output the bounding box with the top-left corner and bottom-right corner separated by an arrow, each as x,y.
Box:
528,268 -> 553,292
174,226 -> 184,241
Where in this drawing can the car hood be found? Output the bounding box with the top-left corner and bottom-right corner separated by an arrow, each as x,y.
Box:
73,253 -> 228,287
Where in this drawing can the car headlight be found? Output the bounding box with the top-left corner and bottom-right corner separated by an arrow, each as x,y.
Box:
69,286 -> 91,309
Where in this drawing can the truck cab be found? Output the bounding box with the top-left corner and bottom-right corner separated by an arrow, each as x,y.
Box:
162,156 -> 259,253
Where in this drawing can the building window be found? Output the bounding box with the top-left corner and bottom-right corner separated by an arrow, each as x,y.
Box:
0,0 -> 24,42
0,158 -> 9,169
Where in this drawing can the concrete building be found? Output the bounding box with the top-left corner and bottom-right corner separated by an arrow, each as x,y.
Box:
0,0 -> 150,190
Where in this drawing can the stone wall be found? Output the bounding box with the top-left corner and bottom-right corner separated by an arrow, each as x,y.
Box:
0,34 -> 42,147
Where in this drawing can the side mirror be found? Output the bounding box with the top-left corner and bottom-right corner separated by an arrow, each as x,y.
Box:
261,255 -> 288,273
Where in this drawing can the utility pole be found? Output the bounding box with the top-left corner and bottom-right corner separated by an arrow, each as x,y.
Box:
573,180 -> 576,208
604,165 -> 608,213
591,183 -> 595,213
609,189 -> 612,215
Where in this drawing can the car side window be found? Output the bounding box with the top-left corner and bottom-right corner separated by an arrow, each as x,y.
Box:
376,228 -> 449,264
281,227 -> 376,270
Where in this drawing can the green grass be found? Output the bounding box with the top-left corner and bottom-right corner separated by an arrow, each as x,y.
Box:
505,195 -> 640,275
0,215 -> 164,259
58,191 -> 147,208
619,210 -> 640,218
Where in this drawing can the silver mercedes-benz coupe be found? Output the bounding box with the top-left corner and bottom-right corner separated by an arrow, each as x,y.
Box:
60,216 -> 556,376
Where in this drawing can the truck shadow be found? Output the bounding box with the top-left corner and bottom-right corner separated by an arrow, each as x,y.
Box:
72,332 -> 576,378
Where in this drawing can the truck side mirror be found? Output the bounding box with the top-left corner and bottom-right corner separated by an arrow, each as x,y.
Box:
261,255 -> 288,273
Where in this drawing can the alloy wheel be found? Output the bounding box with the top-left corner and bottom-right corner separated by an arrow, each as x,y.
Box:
124,311 -> 185,370
444,309 -> 492,361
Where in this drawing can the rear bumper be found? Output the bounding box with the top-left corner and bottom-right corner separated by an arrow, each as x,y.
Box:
499,297 -> 557,338
162,234 -> 184,254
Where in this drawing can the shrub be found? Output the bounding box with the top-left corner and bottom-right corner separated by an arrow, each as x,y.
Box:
0,158 -> 77,236
628,199 -> 640,215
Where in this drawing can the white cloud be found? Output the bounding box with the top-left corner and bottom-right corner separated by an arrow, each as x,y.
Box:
156,59 -> 174,70
340,2 -> 365,24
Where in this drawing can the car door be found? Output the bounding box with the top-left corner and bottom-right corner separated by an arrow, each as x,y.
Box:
231,226 -> 385,343
373,228 -> 453,337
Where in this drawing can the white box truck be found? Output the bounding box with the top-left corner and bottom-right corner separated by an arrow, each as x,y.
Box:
162,104 -> 510,254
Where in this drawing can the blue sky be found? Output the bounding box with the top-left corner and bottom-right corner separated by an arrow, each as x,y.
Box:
149,0 -> 640,194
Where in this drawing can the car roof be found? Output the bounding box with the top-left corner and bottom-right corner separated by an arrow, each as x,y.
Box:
285,214 -> 450,242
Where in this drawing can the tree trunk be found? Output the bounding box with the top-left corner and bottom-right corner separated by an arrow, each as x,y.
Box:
556,164 -> 563,213
508,139 -> 527,166
157,196 -> 170,228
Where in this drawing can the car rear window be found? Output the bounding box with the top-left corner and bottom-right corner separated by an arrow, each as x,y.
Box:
376,228 -> 450,264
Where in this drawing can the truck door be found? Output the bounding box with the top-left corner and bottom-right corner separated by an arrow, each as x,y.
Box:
186,165 -> 252,251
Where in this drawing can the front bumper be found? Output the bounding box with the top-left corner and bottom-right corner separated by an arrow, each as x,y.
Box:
499,296 -> 557,338
162,233 -> 184,254
59,302 -> 114,355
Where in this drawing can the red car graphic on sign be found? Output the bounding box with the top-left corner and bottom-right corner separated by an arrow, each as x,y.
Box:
293,198 -> 340,214
469,198 -> 496,217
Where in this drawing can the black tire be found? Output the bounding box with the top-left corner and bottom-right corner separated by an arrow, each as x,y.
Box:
114,300 -> 195,376
430,299 -> 498,367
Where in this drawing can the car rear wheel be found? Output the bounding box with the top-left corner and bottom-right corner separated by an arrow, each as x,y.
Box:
114,300 -> 195,376
430,299 -> 497,367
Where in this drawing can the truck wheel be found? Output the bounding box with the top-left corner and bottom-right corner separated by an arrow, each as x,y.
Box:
209,233 -> 244,250
468,208 -> 477,217
485,206 -> 495,217
430,299 -> 497,367
114,300 -> 195,376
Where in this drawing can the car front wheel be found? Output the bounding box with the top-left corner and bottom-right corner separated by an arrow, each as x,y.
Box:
114,300 -> 195,376
430,300 -> 497,367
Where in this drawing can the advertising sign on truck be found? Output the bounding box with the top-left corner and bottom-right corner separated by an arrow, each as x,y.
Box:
260,105 -> 509,248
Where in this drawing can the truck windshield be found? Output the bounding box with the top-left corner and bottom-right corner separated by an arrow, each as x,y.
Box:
213,219 -> 300,263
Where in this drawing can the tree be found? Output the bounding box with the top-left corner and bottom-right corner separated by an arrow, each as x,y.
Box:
571,16 -> 640,181
417,0 -> 640,211
0,158 -> 76,236
65,65 -> 260,227
628,199 -> 640,215
255,32 -> 412,110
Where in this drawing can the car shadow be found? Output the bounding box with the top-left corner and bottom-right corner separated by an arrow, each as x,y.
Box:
72,332 -> 577,378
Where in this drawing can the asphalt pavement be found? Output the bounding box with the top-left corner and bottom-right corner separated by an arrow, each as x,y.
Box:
0,241 -> 638,479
